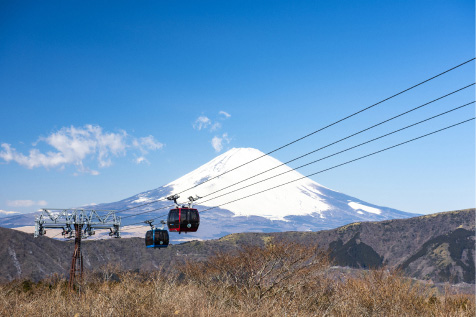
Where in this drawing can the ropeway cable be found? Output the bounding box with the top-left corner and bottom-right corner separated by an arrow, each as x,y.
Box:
192,102 -> 475,206
121,204 -> 174,219
119,99 -> 474,221
117,85 -> 474,220
120,116 -> 475,231
51,232 -> 63,239
121,102 -> 473,223
113,59 -> 475,215
197,117 -> 476,215
166,59 -> 475,196
121,117 -> 475,231
178,84 -> 475,201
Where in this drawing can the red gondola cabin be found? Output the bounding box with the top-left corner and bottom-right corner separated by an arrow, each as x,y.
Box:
167,208 -> 200,233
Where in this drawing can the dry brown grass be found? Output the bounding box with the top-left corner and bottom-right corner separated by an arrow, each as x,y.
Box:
0,241 -> 473,316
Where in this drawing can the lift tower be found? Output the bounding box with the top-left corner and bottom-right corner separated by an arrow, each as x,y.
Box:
34,208 -> 121,291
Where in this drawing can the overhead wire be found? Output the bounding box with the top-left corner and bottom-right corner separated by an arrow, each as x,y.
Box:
175,84 -> 475,202
50,231 -> 63,239
191,102 -> 475,206
120,116 -> 475,232
121,207 -> 171,220
121,100 -> 473,223
120,100 -> 474,224
116,83 -> 474,222
164,60 -> 475,195
126,101 -> 473,223
112,58 -> 475,215
196,118 -> 476,214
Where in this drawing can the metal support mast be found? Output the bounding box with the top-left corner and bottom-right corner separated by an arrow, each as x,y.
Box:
69,224 -> 83,290
166,194 -> 201,208
34,208 -> 121,291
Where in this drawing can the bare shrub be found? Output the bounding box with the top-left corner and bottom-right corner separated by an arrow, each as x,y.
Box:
328,268 -> 475,316
179,239 -> 333,313
0,240 -> 474,316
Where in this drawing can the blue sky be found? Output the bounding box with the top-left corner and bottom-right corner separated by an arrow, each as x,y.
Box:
0,0 -> 474,216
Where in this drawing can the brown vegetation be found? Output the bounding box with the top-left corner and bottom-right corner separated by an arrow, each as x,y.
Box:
0,241 -> 473,316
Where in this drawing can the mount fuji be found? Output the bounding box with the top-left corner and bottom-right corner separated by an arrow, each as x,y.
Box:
2,148 -> 416,242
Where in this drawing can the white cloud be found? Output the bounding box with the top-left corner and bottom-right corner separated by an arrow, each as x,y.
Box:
138,136 -> 163,151
0,125 -> 164,174
193,116 -> 211,130
219,111 -> 231,118
210,122 -> 222,131
7,200 -> 48,207
0,143 -> 68,169
135,156 -> 149,164
194,112 -> 230,132
211,133 -> 231,152
133,135 -> 164,155
0,209 -> 20,216
195,112 -> 233,151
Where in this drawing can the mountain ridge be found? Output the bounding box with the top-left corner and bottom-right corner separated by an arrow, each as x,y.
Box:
0,208 -> 473,285
1,147 -> 417,241
88,147 -> 418,241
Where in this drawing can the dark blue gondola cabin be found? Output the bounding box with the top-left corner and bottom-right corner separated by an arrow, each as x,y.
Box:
167,208 -> 200,233
145,229 -> 169,248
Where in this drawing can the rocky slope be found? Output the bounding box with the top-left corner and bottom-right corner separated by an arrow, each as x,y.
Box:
0,208 -> 473,284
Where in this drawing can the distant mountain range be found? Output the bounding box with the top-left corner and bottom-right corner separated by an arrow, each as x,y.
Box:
0,209 -> 473,286
0,148 -> 417,241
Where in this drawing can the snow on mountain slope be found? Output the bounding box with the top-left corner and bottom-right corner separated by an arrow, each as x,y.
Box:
109,147 -> 415,229
2,147 -> 417,241
166,148 -> 331,220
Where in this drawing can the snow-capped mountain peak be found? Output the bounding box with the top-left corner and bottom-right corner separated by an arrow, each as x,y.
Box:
165,147 -> 330,220
2,147 -> 417,242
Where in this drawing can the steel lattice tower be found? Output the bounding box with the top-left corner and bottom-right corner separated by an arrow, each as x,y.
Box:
35,209 -> 121,291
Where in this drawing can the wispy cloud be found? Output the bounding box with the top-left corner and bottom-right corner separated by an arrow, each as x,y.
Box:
132,135 -> 164,164
219,111 -> 231,118
136,136 -> 163,151
211,133 -> 231,152
193,111 -> 231,132
0,125 -> 164,174
7,200 -> 48,207
193,116 -> 211,130
194,112 -> 233,151
210,122 -> 222,131
135,156 -> 148,164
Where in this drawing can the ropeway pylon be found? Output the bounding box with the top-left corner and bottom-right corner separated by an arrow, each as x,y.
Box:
69,224 -> 84,291
34,208 -> 121,292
